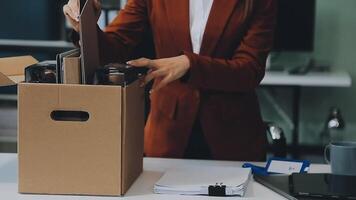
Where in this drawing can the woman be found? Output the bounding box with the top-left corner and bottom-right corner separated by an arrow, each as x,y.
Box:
63,0 -> 277,161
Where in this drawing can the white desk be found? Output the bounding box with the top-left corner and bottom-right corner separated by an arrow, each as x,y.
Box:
0,153 -> 330,200
261,71 -> 352,87
0,39 -> 74,53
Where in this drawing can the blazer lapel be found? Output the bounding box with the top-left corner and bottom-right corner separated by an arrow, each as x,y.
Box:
164,0 -> 192,52
200,0 -> 239,56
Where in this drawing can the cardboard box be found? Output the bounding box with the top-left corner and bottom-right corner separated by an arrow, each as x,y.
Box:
0,56 -> 38,86
0,56 -> 144,196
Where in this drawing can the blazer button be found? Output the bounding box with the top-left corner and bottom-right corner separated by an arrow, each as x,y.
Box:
195,91 -> 200,99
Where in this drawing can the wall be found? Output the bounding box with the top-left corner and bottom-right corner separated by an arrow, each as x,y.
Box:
0,0 -> 65,40
260,0 -> 356,146
300,0 -> 356,144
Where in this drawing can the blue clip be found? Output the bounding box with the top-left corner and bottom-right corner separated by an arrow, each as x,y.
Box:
242,163 -> 269,176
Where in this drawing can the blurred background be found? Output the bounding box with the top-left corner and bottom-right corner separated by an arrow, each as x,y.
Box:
0,0 -> 355,163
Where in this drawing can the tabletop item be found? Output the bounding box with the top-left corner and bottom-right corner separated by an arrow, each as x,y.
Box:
291,173 -> 356,199
24,61 -> 57,83
243,157 -> 310,176
255,173 -> 356,200
93,63 -> 148,86
0,153 -> 333,199
17,80 -> 144,196
154,166 -> 251,196
324,141 -> 356,176
254,174 -> 299,200
320,107 -> 345,144
266,123 -> 287,158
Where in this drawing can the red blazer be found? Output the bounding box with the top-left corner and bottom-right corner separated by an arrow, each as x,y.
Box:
98,0 -> 277,161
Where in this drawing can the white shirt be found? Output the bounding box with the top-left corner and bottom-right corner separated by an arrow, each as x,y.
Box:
189,0 -> 214,54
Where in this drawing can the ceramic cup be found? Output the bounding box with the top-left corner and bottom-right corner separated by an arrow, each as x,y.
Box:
324,141 -> 356,176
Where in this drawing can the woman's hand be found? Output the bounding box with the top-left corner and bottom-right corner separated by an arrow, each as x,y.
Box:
63,0 -> 102,32
128,55 -> 191,92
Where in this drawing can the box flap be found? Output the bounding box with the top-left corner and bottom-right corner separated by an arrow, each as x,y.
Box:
0,56 -> 38,86
0,73 -> 14,86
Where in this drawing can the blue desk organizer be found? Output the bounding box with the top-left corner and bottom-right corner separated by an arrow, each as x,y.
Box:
243,157 -> 310,176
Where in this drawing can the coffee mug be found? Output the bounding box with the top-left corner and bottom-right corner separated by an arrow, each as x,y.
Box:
324,142 -> 356,176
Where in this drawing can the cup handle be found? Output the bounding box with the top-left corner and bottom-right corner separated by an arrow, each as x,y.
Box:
324,144 -> 331,164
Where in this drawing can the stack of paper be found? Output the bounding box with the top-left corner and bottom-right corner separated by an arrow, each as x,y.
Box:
154,166 -> 251,196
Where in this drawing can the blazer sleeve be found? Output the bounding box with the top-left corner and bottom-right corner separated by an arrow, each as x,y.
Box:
97,0 -> 149,64
183,0 -> 277,92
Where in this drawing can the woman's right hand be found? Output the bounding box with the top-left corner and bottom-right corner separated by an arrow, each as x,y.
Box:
63,0 -> 102,32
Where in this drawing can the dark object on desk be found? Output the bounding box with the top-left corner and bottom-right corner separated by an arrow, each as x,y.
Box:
291,173 -> 356,199
320,107 -> 345,143
93,63 -> 148,86
287,59 -> 332,75
266,122 -> 287,158
208,184 -> 226,196
288,65 -> 312,75
255,174 -> 311,200
25,61 -> 57,83
255,173 -> 356,200
287,58 -> 315,75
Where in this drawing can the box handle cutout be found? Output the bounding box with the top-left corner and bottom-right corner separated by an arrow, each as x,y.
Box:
51,110 -> 89,122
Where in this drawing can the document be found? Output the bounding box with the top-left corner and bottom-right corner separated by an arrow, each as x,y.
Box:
154,166 -> 251,196
57,49 -> 81,84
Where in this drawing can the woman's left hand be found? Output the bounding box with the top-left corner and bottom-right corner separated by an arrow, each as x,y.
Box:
127,55 -> 190,92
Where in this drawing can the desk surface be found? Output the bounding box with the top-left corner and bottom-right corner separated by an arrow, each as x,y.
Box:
0,153 -> 330,200
0,39 -> 74,49
262,71 -> 352,87
0,39 -> 75,52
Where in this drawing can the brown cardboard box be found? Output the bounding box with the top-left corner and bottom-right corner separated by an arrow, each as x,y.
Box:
0,56 -> 38,86
0,56 -> 144,196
